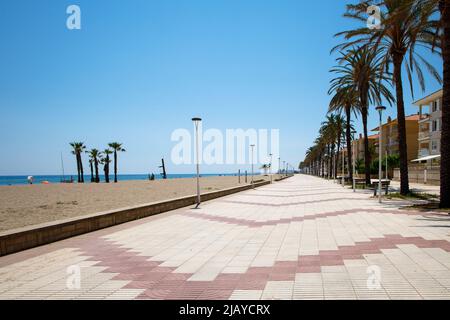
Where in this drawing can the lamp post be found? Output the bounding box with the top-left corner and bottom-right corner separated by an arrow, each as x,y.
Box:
283,161 -> 286,176
192,117 -> 202,208
278,157 -> 281,175
376,106 -> 386,203
352,130 -> 357,193
269,153 -> 273,183
385,150 -> 388,180
250,144 -> 255,187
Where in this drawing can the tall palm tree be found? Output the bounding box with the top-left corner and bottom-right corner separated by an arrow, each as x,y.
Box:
425,0 -> 449,208
70,142 -> 86,183
108,142 -> 126,183
88,149 -> 102,183
329,47 -> 395,185
335,114 -> 346,177
102,149 -> 113,183
70,143 -> 81,183
329,84 -> 360,181
439,0 -> 450,208
88,159 -> 94,183
336,0 -> 441,195
320,115 -> 338,178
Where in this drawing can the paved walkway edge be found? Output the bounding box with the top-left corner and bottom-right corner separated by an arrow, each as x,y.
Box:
0,180 -> 274,257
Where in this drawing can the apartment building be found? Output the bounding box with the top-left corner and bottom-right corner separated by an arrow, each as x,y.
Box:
351,133 -> 379,161
413,89 -> 443,161
371,115 -> 420,161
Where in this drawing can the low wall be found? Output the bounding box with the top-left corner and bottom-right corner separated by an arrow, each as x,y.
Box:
0,180 -> 271,257
275,174 -> 294,181
393,168 -> 440,185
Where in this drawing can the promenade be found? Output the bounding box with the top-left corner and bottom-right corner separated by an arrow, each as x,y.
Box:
1,175 -> 450,300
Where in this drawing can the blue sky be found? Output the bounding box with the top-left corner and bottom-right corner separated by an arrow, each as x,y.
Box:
0,0 -> 443,175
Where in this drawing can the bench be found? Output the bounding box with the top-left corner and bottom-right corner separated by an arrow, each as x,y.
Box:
354,178 -> 366,188
372,180 -> 391,196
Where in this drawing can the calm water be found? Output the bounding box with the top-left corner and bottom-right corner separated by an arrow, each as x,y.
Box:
0,174 -> 238,186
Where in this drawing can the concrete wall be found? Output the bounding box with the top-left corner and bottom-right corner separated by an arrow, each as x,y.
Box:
393,167 -> 440,185
0,180 -> 272,257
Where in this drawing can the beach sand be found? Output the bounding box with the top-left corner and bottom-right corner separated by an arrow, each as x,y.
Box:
0,175 -> 272,232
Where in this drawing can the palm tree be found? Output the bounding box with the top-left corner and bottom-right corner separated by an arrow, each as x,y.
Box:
108,142 -> 126,183
88,149 -> 102,183
336,0 -> 441,195
88,159 -> 94,182
102,149 -> 113,183
329,83 -> 360,181
320,115 -> 338,178
440,0 -> 450,208
424,0 -> 449,207
70,142 -> 86,183
329,47 -> 395,185
70,143 -> 81,183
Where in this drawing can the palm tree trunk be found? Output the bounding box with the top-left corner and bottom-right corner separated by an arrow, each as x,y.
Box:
90,161 -> 94,182
345,105 -> 353,181
114,151 -> 118,183
362,109 -> 371,186
94,158 -> 99,183
440,0 -> 450,208
327,145 -> 331,179
321,154 -> 325,177
337,138 -> 341,177
76,153 -> 81,183
79,153 -> 84,183
393,56 -> 410,195
105,155 -> 110,183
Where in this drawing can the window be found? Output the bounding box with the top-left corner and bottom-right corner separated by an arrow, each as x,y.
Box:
432,140 -> 438,151
432,100 -> 439,112
432,120 -> 438,132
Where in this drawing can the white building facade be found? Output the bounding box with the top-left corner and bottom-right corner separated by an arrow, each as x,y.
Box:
414,89 -> 443,160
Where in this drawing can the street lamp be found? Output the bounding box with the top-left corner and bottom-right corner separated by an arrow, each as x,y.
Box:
376,106 -> 386,203
283,161 -> 286,176
278,157 -> 281,175
192,117 -> 202,208
269,153 -> 273,183
385,150 -> 388,180
250,144 -> 255,187
352,130 -> 357,193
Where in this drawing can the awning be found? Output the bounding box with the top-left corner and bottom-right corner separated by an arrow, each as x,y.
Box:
411,154 -> 441,162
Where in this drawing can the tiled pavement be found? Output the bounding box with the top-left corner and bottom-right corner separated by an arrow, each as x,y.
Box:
1,175 -> 450,300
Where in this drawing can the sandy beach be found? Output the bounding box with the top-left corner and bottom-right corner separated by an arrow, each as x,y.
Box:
0,175 -> 272,232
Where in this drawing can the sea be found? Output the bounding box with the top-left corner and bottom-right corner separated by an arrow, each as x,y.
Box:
0,173 -> 239,186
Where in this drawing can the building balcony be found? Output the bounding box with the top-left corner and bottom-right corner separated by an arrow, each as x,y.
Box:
418,115 -> 430,124
418,131 -> 430,141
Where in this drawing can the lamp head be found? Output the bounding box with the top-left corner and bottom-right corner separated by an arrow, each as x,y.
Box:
192,117 -> 202,122
375,106 -> 386,112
